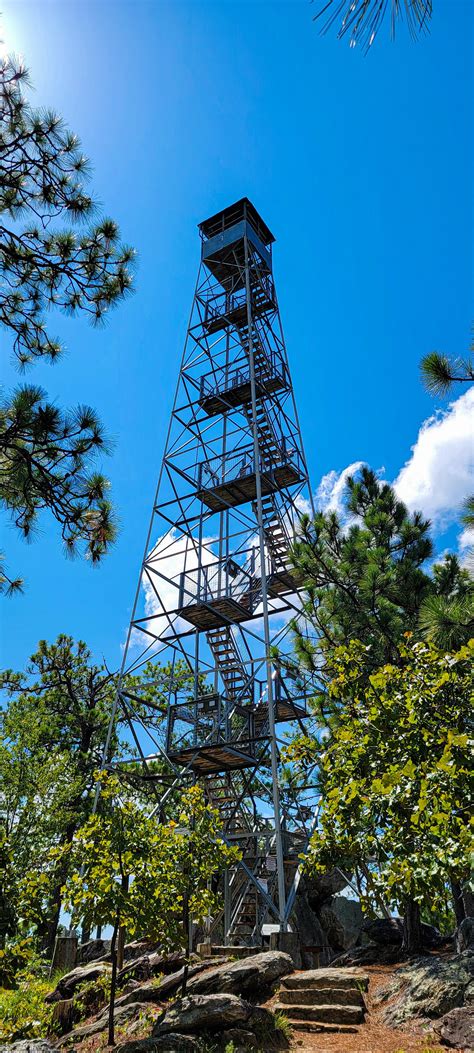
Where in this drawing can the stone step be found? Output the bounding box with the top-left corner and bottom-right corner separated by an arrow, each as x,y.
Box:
273,1003 -> 364,1025
288,1020 -> 359,1035
278,986 -> 365,1008
281,967 -> 369,993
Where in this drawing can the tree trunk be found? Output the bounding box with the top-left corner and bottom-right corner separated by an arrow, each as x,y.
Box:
81,923 -> 91,946
108,915 -> 119,1047
402,898 -> 422,954
451,878 -> 466,927
39,887 -> 63,960
39,816 -> 82,959
117,874 -> 129,973
117,925 -> 126,973
462,885 -> 474,919
181,889 -> 190,996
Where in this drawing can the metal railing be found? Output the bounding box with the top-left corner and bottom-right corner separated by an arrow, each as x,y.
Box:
178,556 -> 258,612
196,441 -> 303,493
166,693 -> 255,754
199,351 -> 287,404
203,275 -> 275,328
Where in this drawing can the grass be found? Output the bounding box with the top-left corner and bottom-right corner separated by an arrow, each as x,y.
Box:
0,975 -> 55,1041
274,1010 -> 292,1039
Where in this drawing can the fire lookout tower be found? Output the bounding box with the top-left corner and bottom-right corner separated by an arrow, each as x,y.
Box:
105,198 -> 318,947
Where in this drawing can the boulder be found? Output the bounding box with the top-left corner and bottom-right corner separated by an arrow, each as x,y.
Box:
186,950 -> 293,996
118,951 -> 186,985
116,1038 -> 202,1053
456,918 -> 474,954
291,886 -> 329,966
109,959 -> 228,1014
45,961 -> 112,1002
117,954 -> 153,984
57,1001 -> 149,1045
362,917 -> 445,949
319,895 -> 364,952
0,1045 -> 55,1053
152,993 -> 254,1035
378,954 -> 474,1027
77,938 -> 111,963
219,1029 -> 258,1050
304,869 -> 350,904
362,918 -> 403,945
436,1006 -> 474,1048
332,943 -> 405,966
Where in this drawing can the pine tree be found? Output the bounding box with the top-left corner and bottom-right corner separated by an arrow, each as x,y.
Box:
291,466 -> 433,684
0,56 -> 135,590
313,0 -> 432,50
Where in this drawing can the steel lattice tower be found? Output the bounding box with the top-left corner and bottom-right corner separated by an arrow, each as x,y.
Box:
105,198 -> 318,947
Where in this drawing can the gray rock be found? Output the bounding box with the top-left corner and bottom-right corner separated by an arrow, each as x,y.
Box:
304,869 -> 350,904
56,1001 -> 149,1044
116,1037 -> 202,1053
291,887 -> 329,966
0,1045 -> 55,1053
187,950 -> 293,996
282,966 -> 369,991
456,918 -> 474,954
77,938 -> 111,963
45,961 -> 112,1002
110,959 -> 228,1014
379,954 -> 474,1026
362,917 -> 445,949
320,895 -> 364,952
219,1029 -> 258,1050
436,1006 -> 474,1048
332,942 -> 405,967
118,952 -> 187,985
152,993 -> 253,1035
362,917 -> 404,945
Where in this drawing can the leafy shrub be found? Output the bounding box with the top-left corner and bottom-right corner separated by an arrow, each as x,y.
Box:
0,936 -> 39,988
74,971 -> 111,1019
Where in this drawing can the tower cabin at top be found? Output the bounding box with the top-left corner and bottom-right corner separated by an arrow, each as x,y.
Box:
199,197 -> 275,288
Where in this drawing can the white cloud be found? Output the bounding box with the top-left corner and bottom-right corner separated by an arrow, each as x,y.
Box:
315,461 -> 365,517
130,529 -> 217,652
458,527 -> 474,571
394,387 -> 473,529
311,388 -> 473,557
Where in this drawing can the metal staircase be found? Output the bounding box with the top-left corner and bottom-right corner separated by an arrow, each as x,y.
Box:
206,627 -> 250,705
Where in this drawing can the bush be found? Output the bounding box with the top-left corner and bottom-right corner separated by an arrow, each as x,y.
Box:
0,936 -> 39,988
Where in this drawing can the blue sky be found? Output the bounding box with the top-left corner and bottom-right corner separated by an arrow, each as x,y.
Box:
1,0 -> 472,672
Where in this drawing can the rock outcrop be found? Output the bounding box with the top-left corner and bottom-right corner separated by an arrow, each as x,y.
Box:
186,950 -> 293,997
456,918 -> 474,954
436,1006 -> 474,1049
77,938 -> 111,963
45,961 -> 112,1003
0,1044 -> 55,1053
363,917 -> 446,949
152,992 -> 274,1035
377,953 -> 474,1026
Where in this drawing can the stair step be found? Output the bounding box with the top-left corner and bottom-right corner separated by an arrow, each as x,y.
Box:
286,1021 -> 359,1035
278,987 -> 365,1007
273,1003 -> 364,1025
281,968 -> 369,993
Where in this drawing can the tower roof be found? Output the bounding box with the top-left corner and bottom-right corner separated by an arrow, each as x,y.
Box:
199,197 -> 275,247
